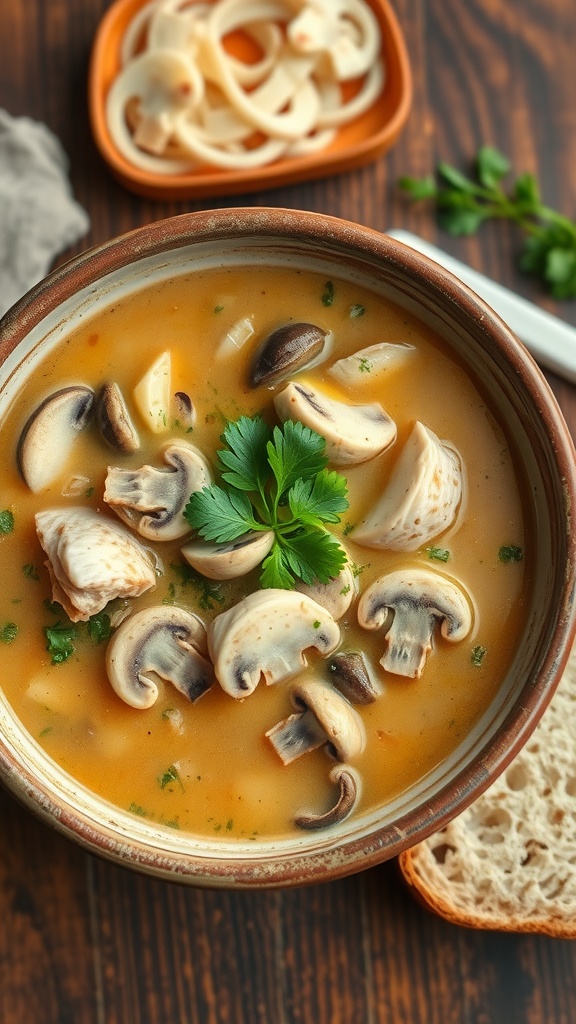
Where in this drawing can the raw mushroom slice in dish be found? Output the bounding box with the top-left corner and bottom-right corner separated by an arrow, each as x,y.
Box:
274,380 -> 396,465
181,530 -> 275,580
353,421 -> 464,550
17,386 -> 94,493
105,49 -> 203,174
35,507 -> 157,623
357,568 -> 473,679
327,651 -> 380,704
106,605 -> 214,709
208,589 -> 341,698
104,438 -> 211,542
265,677 -> 365,765
329,342 -> 414,389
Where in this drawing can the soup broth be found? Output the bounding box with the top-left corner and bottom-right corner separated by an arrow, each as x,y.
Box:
0,265 -> 530,840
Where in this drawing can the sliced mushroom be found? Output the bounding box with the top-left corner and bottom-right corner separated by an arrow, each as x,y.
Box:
274,380 -> 396,465
329,342 -> 414,389
106,605 -> 213,709
353,421 -> 464,550
35,507 -> 157,622
328,652 -> 380,704
96,382 -> 140,453
174,391 -> 196,429
208,589 -> 341,698
357,568 -> 473,678
248,322 -> 327,388
181,530 -> 274,580
265,678 -> 365,765
104,438 -> 211,541
296,548 -> 357,619
17,386 -> 94,493
294,764 -> 360,830
133,351 -> 171,433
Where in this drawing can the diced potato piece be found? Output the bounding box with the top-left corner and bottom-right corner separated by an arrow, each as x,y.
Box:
133,351 -> 171,433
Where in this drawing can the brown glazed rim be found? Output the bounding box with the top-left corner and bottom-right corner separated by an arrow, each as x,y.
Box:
0,208 -> 575,888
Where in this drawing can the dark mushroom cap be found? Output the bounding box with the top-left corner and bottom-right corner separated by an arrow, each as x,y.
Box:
248,322 -> 327,388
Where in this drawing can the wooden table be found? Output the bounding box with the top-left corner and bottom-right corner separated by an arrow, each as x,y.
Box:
1,1 -> 575,1021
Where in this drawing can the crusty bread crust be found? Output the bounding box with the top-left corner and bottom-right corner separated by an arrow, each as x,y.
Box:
398,644 -> 576,938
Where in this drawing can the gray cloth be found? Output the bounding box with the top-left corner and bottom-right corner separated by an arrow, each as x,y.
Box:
0,110 -> 89,317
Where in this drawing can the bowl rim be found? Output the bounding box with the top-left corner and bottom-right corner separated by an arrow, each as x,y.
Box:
1,207 -> 575,888
87,0 -> 413,200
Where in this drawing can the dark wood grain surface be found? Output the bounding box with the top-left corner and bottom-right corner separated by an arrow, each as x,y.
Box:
1,1 -> 576,1021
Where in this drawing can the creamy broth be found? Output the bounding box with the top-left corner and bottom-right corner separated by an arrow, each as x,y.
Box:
0,265 -> 530,839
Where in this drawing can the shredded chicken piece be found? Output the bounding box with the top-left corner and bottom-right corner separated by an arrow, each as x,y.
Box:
36,507 -> 157,622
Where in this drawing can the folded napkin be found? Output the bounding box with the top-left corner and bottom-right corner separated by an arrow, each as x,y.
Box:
0,110 -> 89,318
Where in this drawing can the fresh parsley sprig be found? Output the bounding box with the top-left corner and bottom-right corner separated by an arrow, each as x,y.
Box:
184,415 -> 349,590
399,146 -> 576,298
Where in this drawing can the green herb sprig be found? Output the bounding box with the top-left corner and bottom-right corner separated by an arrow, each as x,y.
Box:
399,146 -> 576,298
184,415 -> 349,590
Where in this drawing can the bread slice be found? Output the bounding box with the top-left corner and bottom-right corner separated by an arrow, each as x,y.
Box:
398,643 -> 576,937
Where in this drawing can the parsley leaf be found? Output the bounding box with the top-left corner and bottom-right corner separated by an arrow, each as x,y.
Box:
499,544 -> 523,563
471,645 -> 487,667
185,485 -> 260,542
267,420 -> 327,502
218,415 -> 272,492
288,471 -> 349,527
184,415 -> 350,589
44,622 -> 77,664
321,280 -> 335,306
399,146 -> 576,298
426,546 -> 450,563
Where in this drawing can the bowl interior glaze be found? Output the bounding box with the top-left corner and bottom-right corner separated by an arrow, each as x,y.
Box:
0,209 -> 574,888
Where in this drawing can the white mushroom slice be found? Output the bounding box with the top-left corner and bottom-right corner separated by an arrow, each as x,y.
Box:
104,439 -> 211,542
358,568 -> 473,679
181,530 -> 274,580
106,605 -> 213,709
106,50 -> 202,172
266,677 -> 365,765
296,548 -> 356,619
35,508 -> 157,623
353,421 -> 464,550
17,386 -> 94,493
294,763 -> 360,830
329,342 -> 414,389
133,351 -> 172,433
274,380 -> 396,466
96,382 -> 140,453
208,589 -> 341,698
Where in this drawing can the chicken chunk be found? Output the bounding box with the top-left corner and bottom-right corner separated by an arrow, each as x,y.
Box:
36,507 -> 157,622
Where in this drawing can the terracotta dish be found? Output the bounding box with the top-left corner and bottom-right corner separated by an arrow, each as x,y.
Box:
0,209 -> 574,888
88,0 -> 412,200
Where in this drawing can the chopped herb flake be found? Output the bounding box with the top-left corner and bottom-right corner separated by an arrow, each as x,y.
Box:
23,563 -> 40,581
44,622 -> 77,664
471,645 -> 487,667
39,726 -> 52,738
128,803 -> 150,817
87,612 -> 112,645
321,280 -> 334,307
0,622 -> 18,644
358,357 -> 372,373
349,304 -> 366,318
158,764 -> 183,790
426,546 -> 450,563
0,510 -> 14,534
313,619 -> 321,629
214,304 -> 224,313
85,487 -> 95,498
498,544 -> 523,563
